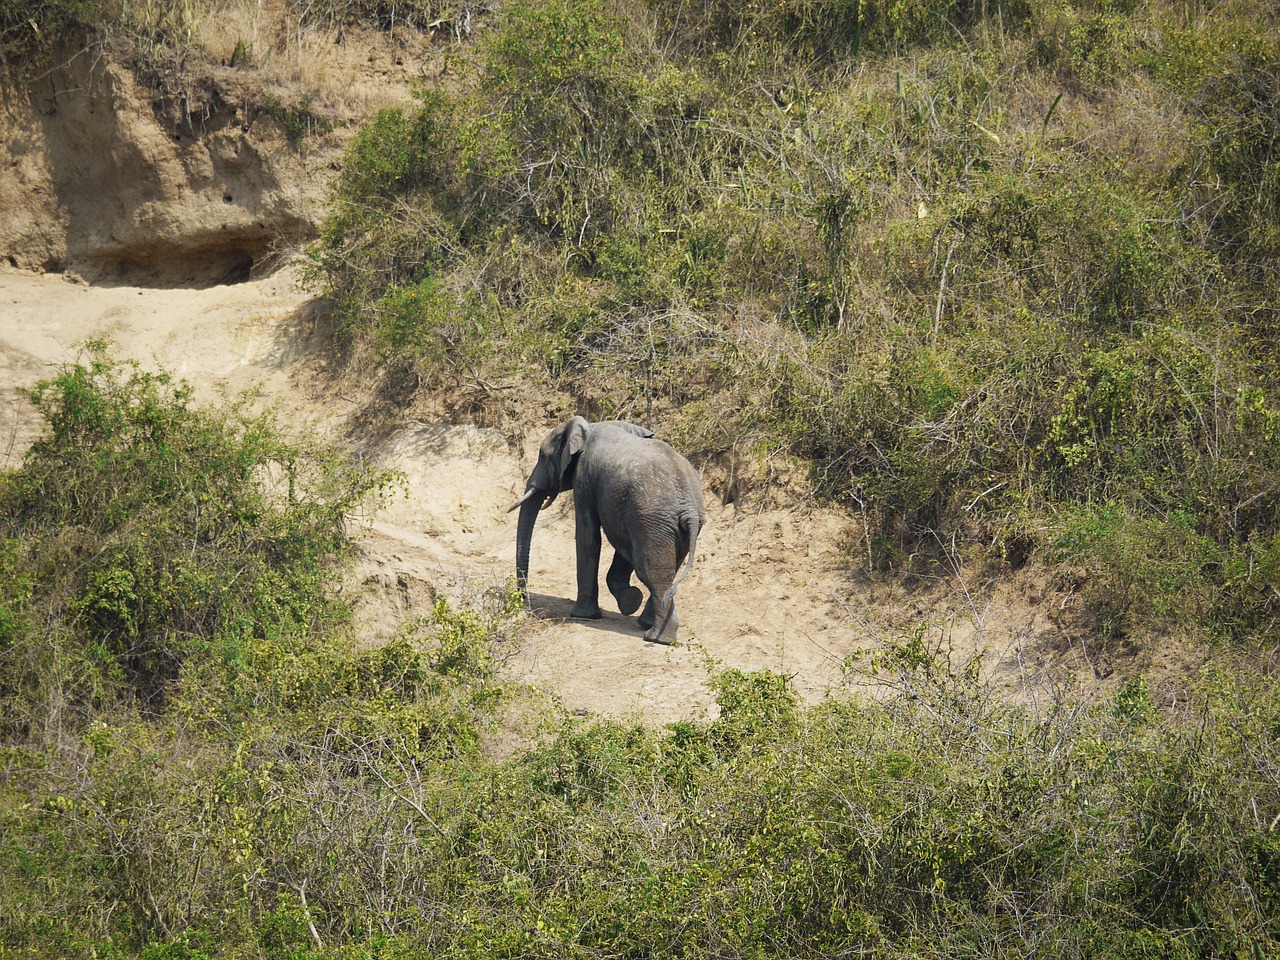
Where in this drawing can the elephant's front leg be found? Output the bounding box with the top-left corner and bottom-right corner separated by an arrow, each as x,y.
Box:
606,553 -> 644,616
569,509 -> 604,620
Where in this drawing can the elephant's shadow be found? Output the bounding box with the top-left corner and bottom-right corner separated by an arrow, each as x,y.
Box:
525,592 -> 646,638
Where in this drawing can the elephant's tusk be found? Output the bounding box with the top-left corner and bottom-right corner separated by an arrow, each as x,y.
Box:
507,488 -> 545,513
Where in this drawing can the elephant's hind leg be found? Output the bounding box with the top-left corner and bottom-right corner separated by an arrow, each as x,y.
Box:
606,553 -> 644,616
637,595 -> 656,631
635,576 -> 677,642
642,593 -> 678,644
639,543 -> 687,643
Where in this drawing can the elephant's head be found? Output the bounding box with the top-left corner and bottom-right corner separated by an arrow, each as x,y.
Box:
509,416 -> 590,595
508,417 -> 653,595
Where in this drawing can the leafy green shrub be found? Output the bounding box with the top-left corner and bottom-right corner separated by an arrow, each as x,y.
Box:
379,282 -> 512,392
5,637 -> 1280,959
1154,15 -> 1280,268
310,93 -> 460,331
1217,532 -> 1280,641
335,93 -> 457,204
309,0 -> 742,393
708,667 -> 801,755
1049,503 -> 1219,638
648,0 -> 1032,60
0,580 -> 520,952
1030,0 -> 1147,90
0,345 -> 396,733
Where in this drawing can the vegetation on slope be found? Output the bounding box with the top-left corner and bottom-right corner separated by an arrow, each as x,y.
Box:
3,0 -> 1280,957
0,348 -> 1276,959
8,0 -> 1278,649
308,0 -> 1280,648
0,0 -> 475,68
0,344 -> 398,731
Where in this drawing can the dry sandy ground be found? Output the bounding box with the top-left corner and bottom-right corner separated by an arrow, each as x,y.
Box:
1,265 -> 1205,723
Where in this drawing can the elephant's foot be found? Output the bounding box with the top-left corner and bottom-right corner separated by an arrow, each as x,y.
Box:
641,597 -> 677,643
644,623 -> 676,645
614,585 -> 644,616
569,601 -> 603,620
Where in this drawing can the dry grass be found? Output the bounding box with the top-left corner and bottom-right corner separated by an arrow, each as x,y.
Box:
189,0 -> 425,116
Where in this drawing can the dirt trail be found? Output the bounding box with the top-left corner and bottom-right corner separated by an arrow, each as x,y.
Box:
1,264 -> 1201,722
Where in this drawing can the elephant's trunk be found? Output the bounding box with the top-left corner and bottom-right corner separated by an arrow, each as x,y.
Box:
514,491 -> 547,596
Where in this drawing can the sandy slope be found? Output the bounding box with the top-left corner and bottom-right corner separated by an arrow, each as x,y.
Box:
1,264 -> 1203,722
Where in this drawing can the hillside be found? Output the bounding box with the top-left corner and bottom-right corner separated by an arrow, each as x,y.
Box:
3,243 -> 1146,722
1,2 -> 1279,956
0,9 -> 1211,720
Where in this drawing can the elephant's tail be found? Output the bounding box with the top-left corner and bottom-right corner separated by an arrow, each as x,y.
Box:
652,514 -> 702,644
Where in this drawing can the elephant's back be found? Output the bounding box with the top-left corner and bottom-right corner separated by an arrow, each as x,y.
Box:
588,433 -> 702,525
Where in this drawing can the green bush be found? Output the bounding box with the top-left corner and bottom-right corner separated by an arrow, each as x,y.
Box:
1030,0 -> 1147,91
5,626 -> 1280,958
1049,503 -> 1219,639
0,345 -> 396,734
0,576 -> 521,953
308,0 -> 740,393
1217,532 -> 1280,641
1154,15 -> 1280,268
647,0 -> 1033,61
310,93 -> 460,333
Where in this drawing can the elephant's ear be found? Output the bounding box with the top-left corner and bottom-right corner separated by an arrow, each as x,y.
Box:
558,416 -> 590,488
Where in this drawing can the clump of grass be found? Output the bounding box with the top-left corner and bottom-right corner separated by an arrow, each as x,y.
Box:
261,91 -> 331,143
0,0 -> 112,63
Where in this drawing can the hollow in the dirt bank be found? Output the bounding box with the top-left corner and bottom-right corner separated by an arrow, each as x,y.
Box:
75,230 -> 297,288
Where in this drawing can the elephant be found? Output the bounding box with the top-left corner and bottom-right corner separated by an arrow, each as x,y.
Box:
509,416 -> 706,644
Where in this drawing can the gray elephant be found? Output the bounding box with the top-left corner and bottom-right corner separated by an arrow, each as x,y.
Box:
509,416 -> 705,644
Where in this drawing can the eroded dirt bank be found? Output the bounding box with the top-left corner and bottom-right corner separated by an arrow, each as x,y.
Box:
0,46 -> 332,283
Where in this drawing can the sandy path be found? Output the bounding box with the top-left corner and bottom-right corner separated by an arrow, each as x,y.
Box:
1,266 -> 329,458
4,265 -> 1185,722
347,418 -> 873,723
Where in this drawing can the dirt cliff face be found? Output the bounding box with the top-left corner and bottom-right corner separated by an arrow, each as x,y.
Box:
0,41 -> 338,285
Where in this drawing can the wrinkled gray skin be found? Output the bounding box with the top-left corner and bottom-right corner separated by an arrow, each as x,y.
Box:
510,417 -> 706,644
